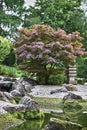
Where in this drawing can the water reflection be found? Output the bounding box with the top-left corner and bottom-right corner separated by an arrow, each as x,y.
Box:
8,113 -> 51,130
9,119 -> 44,130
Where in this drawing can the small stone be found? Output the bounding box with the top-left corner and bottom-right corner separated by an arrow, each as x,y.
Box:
64,84 -> 77,91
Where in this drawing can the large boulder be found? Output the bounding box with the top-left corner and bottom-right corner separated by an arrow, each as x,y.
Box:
12,77 -> 36,91
11,77 -> 37,97
19,96 -> 39,110
44,118 -> 82,130
19,96 -> 44,119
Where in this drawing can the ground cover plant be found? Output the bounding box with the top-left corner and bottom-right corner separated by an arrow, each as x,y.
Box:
0,65 -> 25,77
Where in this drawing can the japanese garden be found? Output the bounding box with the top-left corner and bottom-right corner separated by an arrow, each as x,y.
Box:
0,0 -> 87,130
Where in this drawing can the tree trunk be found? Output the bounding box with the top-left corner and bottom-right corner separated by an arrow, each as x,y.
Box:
45,75 -> 49,85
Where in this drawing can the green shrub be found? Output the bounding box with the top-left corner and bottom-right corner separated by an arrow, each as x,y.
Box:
76,78 -> 85,84
0,36 -> 11,63
48,73 -> 66,85
0,65 -> 25,77
77,57 -> 87,80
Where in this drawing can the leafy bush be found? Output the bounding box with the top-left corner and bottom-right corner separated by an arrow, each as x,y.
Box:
77,57 -> 87,81
76,78 -> 84,84
48,73 -> 66,85
0,36 -> 11,63
0,65 -> 25,77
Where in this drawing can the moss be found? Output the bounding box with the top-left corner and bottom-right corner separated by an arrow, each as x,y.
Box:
64,100 -> 82,112
24,109 -> 44,119
11,119 -> 44,130
10,99 -> 17,104
12,111 -> 25,120
0,113 -> 23,130
78,111 -> 87,127
13,97 -> 21,103
34,97 -> 63,109
50,118 -> 82,130
82,128 -> 87,130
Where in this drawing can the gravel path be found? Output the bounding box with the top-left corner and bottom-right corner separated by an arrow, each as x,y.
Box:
0,84 -> 87,115
30,84 -> 87,99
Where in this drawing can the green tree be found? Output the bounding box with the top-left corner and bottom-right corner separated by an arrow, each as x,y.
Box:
0,36 -> 12,63
27,0 -> 87,49
26,0 -> 87,80
26,0 -> 86,32
0,0 -> 27,40
14,25 -> 85,84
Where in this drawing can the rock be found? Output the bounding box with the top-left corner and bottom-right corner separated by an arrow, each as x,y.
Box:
0,91 -> 3,97
0,81 -> 13,92
11,90 -> 22,97
19,96 -> 39,110
19,96 -> 31,106
11,77 -> 36,97
3,77 -> 17,82
24,85 -> 31,92
12,83 -> 26,97
21,77 -> 37,86
44,118 -> 82,130
3,104 -> 25,112
0,76 -> 5,80
12,77 -> 36,91
4,92 -> 13,100
19,96 -> 44,119
17,85 -> 26,96
63,93 -> 82,101
50,87 -> 67,94
64,84 -> 77,91
0,91 -> 10,102
26,100 -> 40,110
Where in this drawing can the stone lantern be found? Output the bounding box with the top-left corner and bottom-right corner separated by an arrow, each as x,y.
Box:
68,64 -> 77,84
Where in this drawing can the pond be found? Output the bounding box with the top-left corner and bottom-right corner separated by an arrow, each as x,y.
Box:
7,99 -> 87,130
8,110 -> 87,130
8,113 -> 51,130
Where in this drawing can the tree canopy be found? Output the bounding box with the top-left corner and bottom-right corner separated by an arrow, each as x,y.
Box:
14,24 -> 85,84
0,0 -> 27,40
26,0 -> 87,49
27,0 -> 86,31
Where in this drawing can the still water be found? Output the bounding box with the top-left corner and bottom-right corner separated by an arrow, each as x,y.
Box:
8,114 -> 50,130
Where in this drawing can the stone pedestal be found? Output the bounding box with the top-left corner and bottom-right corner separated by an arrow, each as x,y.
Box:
68,65 -> 77,84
